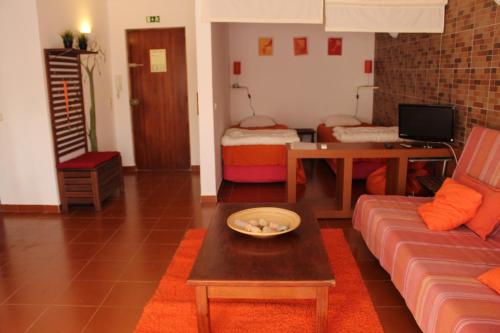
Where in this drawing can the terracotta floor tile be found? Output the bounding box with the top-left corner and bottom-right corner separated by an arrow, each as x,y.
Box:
83,219 -> 126,230
26,305 -> 97,333
82,306 -> 143,333
357,260 -> 391,281
103,282 -> 158,307
72,228 -> 118,243
64,243 -> 105,260
5,279 -> 71,304
375,306 -> 422,333
144,229 -> 186,244
74,261 -> 128,281
153,217 -> 192,230
365,280 -> 406,307
0,279 -> 22,303
54,280 -> 115,305
107,228 -> 152,244
0,305 -> 45,333
119,261 -> 168,282
162,206 -> 195,218
94,242 -> 142,261
132,244 -> 178,262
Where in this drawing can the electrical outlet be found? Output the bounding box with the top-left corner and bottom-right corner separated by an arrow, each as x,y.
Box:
0,113 -> 3,122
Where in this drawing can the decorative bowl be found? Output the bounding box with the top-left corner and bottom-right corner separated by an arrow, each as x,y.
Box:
227,207 -> 301,238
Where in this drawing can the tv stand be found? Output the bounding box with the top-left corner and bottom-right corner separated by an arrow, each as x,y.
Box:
405,142 -> 435,149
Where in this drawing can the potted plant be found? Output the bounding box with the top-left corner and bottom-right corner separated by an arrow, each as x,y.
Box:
60,30 -> 74,49
78,33 -> 88,51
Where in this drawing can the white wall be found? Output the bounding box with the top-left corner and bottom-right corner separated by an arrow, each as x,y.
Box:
36,0 -> 116,152
195,0 -> 217,196
0,0 -> 59,205
106,0 -> 200,167
211,23 -> 232,187
229,24 -> 375,126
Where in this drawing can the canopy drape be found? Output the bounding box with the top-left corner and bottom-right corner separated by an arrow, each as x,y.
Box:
325,0 -> 448,32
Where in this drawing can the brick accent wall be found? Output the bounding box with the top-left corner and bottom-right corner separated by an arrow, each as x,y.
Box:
373,0 -> 499,146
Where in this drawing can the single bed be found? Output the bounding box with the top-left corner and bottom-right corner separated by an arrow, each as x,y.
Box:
317,123 -> 385,179
222,124 -> 306,184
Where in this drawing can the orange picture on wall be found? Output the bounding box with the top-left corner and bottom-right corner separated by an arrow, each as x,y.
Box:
328,37 -> 342,56
294,37 -> 308,56
259,37 -> 273,56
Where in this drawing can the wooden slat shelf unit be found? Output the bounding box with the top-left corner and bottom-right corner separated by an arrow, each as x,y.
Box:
44,48 -> 123,212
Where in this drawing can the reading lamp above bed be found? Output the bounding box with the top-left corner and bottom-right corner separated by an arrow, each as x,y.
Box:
355,85 -> 378,118
232,83 -> 256,116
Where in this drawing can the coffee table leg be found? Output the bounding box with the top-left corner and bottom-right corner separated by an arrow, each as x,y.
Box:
316,286 -> 329,333
195,286 -> 211,333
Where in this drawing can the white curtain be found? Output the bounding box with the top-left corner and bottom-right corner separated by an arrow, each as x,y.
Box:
325,0 -> 448,33
202,0 -> 323,23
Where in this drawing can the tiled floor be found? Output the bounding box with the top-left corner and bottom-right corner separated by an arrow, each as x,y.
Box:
0,161 -> 421,333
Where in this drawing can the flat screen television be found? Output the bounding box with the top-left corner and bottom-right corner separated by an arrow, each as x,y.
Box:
399,104 -> 455,143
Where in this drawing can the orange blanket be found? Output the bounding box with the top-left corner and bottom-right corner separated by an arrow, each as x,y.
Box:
223,124 -> 305,183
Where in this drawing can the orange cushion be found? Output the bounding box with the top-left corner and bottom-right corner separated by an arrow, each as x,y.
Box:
478,267 -> 500,294
56,152 -> 120,170
418,178 -> 483,231
456,174 -> 500,240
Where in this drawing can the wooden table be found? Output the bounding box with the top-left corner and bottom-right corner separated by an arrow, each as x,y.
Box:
287,142 -> 452,219
187,204 -> 335,333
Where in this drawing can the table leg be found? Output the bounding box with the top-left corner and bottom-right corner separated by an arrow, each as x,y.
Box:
195,286 -> 211,333
287,153 -> 297,203
386,157 -> 408,195
335,158 -> 353,213
316,286 -> 329,333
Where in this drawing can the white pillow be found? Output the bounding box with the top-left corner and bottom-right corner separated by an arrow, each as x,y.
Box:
322,115 -> 362,127
240,115 -> 276,128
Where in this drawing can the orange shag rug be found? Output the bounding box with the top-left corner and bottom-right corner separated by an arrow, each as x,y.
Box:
134,229 -> 383,333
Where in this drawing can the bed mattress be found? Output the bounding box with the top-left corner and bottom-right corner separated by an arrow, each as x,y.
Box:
316,123 -> 385,179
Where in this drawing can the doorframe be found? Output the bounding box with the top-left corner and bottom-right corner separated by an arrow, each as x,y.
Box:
125,27 -> 192,170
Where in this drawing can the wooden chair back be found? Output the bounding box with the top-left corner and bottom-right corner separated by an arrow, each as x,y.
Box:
44,49 -> 88,163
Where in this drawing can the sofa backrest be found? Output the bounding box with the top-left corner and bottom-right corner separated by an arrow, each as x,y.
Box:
453,126 -> 500,188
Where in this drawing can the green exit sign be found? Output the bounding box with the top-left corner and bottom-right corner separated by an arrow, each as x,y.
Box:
146,16 -> 160,23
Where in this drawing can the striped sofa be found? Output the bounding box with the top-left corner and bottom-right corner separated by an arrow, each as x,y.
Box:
353,126 -> 500,333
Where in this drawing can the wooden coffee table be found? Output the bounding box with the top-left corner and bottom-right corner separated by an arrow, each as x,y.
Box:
187,204 -> 335,333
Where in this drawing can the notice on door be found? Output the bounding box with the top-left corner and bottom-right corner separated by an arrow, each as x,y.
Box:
150,49 -> 167,73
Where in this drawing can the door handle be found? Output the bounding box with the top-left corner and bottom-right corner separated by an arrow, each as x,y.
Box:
130,98 -> 140,107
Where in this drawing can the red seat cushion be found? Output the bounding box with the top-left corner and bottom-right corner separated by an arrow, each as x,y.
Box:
56,152 -> 120,170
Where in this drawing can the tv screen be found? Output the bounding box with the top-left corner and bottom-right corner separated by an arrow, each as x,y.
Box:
399,104 -> 455,142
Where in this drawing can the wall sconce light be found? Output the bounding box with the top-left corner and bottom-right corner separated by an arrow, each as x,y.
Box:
80,22 -> 92,34
355,85 -> 379,118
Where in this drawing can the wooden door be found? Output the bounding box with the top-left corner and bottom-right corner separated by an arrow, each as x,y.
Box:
127,28 -> 190,169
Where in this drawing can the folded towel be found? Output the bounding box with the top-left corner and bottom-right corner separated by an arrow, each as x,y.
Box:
333,126 -> 402,143
221,128 -> 300,146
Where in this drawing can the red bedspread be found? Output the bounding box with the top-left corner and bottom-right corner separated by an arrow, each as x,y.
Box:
223,125 -> 305,184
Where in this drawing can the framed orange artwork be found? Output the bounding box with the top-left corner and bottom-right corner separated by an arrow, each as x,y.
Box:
328,38 -> 342,56
259,37 -> 273,56
294,37 -> 308,56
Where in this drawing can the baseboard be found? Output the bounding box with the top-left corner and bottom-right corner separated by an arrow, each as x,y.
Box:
123,166 -> 137,173
191,165 -> 200,172
200,195 -> 217,203
0,204 -> 60,214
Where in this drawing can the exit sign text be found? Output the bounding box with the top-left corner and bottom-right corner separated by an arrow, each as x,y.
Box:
146,16 -> 160,23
